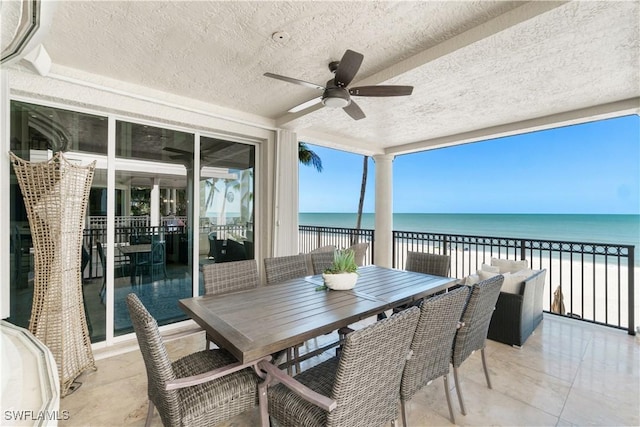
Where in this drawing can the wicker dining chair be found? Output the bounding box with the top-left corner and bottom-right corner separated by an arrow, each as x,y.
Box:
400,286 -> 470,425
202,260 -> 259,349
264,254 -> 309,285
263,254 -> 313,374
311,250 -> 335,275
386,251 -> 453,319
303,245 -> 336,275
202,259 -> 259,295
259,306 -> 420,427
405,251 -> 451,277
347,242 -> 369,267
126,293 -> 264,427
451,274 -> 504,416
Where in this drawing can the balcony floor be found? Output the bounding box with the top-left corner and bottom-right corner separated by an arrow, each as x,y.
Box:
59,314 -> 639,426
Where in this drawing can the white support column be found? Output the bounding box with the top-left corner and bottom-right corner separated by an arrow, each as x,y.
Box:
373,154 -> 395,268
150,177 -> 160,227
272,130 -> 299,256
171,188 -> 177,215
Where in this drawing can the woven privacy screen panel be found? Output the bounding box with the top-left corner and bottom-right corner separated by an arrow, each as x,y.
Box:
10,151 -> 97,396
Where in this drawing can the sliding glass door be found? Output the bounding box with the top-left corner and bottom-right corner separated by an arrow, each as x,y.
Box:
8,100 -> 259,343
198,136 -> 255,285
113,121 -> 194,336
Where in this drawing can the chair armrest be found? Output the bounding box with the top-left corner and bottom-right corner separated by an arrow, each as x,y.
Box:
166,355 -> 271,390
257,360 -> 337,412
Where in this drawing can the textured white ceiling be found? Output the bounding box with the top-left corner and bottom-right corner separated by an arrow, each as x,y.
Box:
12,1 -> 640,154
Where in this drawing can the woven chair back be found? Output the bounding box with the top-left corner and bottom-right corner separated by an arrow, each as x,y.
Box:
401,286 -> 470,400
202,259 -> 259,295
264,254 -> 308,284
311,251 -> 335,275
327,307 -> 420,427
406,251 -> 451,277
348,242 -> 369,266
452,275 -> 504,368
126,293 -> 180,426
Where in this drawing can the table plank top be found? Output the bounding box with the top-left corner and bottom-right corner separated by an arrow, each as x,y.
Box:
179,265 -> 457,363
119,244 -> 152,254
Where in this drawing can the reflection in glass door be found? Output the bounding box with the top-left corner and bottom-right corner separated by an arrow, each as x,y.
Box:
114,121 -> 194,336
9,100 -> 108,342
199,136 -> 255,288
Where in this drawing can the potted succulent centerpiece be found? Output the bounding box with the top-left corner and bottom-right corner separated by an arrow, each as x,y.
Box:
322,248 -> 359,290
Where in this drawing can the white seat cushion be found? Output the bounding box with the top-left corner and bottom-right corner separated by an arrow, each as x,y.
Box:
477,269 -> 500,281
491,258 -> 528,274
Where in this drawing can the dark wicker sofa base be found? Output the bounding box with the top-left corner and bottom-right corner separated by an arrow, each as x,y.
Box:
487,269 -> 547,347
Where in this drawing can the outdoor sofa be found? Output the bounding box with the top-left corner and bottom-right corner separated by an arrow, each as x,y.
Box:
464,259 -> 547,347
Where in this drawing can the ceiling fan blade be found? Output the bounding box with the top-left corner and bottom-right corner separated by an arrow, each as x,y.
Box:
288,96 -> 322,113
263,72 -> 325,91
163,147 -> 192,154
343,100 -> 365,121
334,49 -> 364,88
349,85 -> 414,97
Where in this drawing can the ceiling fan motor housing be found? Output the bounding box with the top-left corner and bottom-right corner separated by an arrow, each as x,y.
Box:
322,82 -> 351,108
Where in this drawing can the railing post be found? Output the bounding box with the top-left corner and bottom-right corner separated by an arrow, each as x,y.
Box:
520,240 -> 526,261
628,246 -> 635,336
391,231 -> 396,269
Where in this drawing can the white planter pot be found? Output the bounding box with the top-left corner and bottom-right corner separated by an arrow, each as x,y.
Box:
322,272 -> 358,290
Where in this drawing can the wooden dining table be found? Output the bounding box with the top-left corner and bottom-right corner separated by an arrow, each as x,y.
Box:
119,244 -> 152,285
178,265 -> 457,364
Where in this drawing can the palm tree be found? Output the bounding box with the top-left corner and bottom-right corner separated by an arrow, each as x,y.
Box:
299,142 -> 323,172
218,179 -> 240,226
353,155 -> 368,244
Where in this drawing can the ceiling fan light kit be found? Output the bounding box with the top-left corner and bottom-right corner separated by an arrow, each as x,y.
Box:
322,88 -> 350,108
265,49 -> 413,120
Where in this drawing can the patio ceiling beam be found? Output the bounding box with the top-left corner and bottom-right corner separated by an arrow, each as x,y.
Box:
386,97 -> 640,156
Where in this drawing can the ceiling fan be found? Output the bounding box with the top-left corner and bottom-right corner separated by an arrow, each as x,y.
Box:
264,49 -> 413,120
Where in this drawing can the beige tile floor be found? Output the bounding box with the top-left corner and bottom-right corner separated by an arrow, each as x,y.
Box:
59,314 -> 640,427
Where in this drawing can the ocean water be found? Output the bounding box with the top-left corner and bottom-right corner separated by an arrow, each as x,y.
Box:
299,213 -> 640,264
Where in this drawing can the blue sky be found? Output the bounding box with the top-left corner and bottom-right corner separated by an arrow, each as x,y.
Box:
299,115 -> 640,214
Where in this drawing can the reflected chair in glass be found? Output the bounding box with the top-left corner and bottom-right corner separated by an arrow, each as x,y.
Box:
259,307 -> 420,427
451,274 -> 504,416
134,241 -> 167,284
207,232 -> 217,260
202,260 -> 259,349
263,254 -> 308,285
10,225 -> 21,286
400,286 -> 470,425
406,251 -> 451,277
126,293 -> 264,427
10,225 -> 30,289
97,241 -> 107,303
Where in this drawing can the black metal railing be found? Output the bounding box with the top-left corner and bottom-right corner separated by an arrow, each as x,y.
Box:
82,225 -> 187,279
393,230 -> 635,335
299,225 -> 375,266
298,225 -> 635,335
